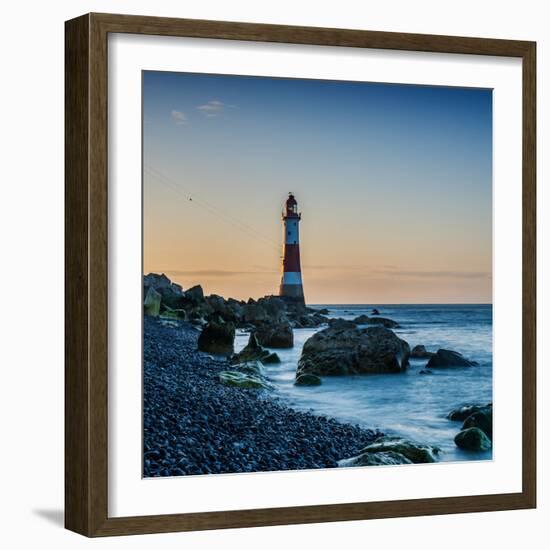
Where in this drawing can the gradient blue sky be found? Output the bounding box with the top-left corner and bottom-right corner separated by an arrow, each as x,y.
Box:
143,71 -> 492,304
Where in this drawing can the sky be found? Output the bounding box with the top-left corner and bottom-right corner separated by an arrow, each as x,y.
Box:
143,71 -> 492,304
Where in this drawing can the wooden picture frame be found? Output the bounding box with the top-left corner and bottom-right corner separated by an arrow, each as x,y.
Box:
65,12 -> 536,537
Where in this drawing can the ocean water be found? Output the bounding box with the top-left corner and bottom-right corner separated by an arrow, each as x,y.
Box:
235,304 -> 493,463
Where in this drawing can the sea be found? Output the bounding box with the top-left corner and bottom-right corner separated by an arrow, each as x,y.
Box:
234,304 -> 493,463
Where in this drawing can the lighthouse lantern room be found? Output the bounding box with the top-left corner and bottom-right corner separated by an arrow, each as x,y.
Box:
279,193 -> 305,303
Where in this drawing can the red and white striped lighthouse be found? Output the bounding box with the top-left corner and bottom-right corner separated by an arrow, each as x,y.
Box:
279,193 -> 305,303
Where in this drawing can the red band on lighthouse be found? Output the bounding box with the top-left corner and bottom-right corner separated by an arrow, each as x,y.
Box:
279,193 -> 305,303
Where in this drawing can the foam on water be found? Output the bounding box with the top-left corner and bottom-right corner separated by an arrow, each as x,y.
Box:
235,304 -> 493,462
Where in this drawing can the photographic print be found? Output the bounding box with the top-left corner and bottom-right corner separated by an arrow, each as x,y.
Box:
142,71 -> 493,478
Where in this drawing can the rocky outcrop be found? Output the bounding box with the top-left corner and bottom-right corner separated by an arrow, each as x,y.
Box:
426,349 -> 475,368
411,345 -> 435,359
294,373 -> 322,386
454,427 -> 492,451
253,321 -> 294,348
197,321 -> 235,355
297,325 -> 410,377
231,333 -> 281,366
338,436 -> 440,467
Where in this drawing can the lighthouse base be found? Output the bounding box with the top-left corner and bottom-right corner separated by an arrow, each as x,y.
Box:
279,284 -> 305,303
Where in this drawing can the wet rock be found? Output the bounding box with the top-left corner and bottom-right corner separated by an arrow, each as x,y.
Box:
339,436 -> 440,466
411,345 -> 435,359
462,407 -> 493,439
262,352 -> 281,364
219,370 -> 271,390
197,321 -> 235,355
426,349 -> 475,368
371,308 -> 380,315
339,450 -> 412,467
297,325 -> 410,376
454,427 -> 492,451
353,314 -> 371,324
327,318 -> 357,330
253,321 -> 294,348
294,374 -> 322,386
232,333 -> 271,363
144,287 -> 161,316
447,403 -> 491,421
364,316 -> 400,328
419,369 -> 433,375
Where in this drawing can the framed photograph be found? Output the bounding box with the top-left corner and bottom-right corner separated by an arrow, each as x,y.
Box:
65,13 -> 536,537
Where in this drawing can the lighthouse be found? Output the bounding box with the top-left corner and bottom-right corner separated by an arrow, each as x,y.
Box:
279,193 -> 305,303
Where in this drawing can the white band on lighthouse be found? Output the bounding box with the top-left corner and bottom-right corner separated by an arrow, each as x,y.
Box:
281,272 -> 302,285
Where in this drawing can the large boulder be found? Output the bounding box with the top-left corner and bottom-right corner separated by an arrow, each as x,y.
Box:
447,403 -> 491,421
143,287 -> 161,316
426,349 -> 475,368
297,325 -> 410,377
454,427 -> 492,451
253,321 -> 294,348
197,321 -> 235,355
462,407 -> 493,439
411,345 -> 435,359
339,436 -> 440,467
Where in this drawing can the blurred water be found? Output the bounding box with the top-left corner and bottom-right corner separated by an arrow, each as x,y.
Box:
235,304 -> 493,462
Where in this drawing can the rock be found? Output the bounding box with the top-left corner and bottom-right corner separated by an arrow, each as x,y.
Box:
426,349 -> 475,368
297,325 -> 410,377
371,308 -> 380,315
316,308 -> 330,315
411,345 -> 435,359
243,303 -> 267,324
462,408 -> 493,439
327,318 -> 356,330
353,314 -> 371,324
184,285 -> 204,303
143,272 -> 174,290
294,374 -> 322,386
197,321 -> 235,355
232,333 -> 271,363
339,450 -> 413,467
454,428 -> 492,451
339,436 -> 440,466
257,296 -> 287,322
365,316 -> 400,328
144,287 -> 161,316
253,321 -> 294,348
262,352 -> 281,364
419,369 -> 433,375
219,370 -> 271,390
447,403 -> 491,421
232,360 -> 264,376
